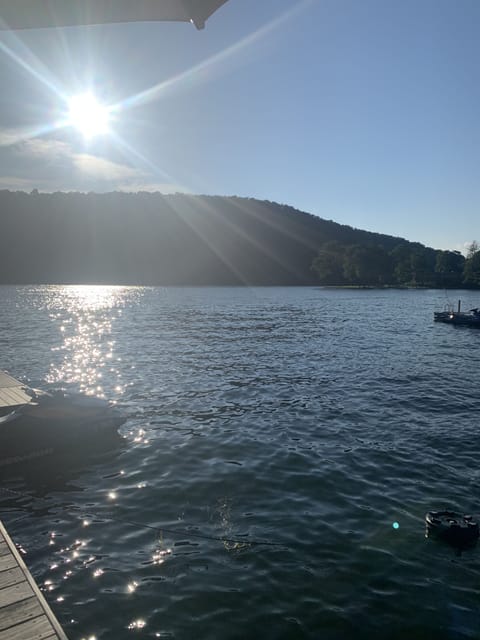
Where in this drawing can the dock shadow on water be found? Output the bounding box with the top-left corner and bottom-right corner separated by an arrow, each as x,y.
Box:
0,433 -> 125,488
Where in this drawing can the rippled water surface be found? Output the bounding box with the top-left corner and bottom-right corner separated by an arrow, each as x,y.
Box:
1,286 -> 480,639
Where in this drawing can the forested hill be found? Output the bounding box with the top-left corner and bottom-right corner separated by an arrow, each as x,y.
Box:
0,190 -> 472,286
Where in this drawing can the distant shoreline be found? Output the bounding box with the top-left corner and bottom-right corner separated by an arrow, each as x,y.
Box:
0,282 -> 478,290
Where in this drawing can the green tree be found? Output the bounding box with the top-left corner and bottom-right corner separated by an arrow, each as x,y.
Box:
434,250 -> 464,287
463,241 -> 480,287
467,241 -> 479,258
312,243 -> 345,284
390,244 -> 414,285
343,245 -> 393,285
410,247 -> 436,287
389,244 -> 436,286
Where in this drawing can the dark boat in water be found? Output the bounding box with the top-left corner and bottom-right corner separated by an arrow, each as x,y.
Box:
434,301 -> 480,327
0,371 -> 125,464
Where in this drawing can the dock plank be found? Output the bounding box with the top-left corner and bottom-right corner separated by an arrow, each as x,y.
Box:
0,522 -> 68,640
0,583 -> 34,610
0,614 -> 56,640
0,557 -> 16,574
0,598 -> 43,633
0,569 -> 24,591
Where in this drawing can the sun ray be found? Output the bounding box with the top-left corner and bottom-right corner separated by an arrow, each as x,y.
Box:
227,196 -> 319,253
0,29 -> 66,99
110,0 -> 314,114
110,130 -> 185,188
167,194 -> 251,285
196,196 -> 307,282
0,121 -> 72,147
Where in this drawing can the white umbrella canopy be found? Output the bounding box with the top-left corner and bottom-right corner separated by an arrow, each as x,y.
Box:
0,0 -> 228,30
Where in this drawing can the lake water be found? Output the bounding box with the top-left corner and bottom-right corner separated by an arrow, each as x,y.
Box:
1,286 -> 480,640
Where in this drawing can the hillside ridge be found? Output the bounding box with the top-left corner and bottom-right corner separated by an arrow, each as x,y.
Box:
0,190 -> 465,286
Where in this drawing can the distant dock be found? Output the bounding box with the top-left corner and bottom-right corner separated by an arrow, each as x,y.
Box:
0,520 -> 68,639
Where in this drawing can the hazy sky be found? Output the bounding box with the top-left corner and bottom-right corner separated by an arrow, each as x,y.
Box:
0,0 -> 478,252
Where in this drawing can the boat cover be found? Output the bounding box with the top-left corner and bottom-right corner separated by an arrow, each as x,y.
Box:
0,371 -> 32,410
0,0 -> 228,30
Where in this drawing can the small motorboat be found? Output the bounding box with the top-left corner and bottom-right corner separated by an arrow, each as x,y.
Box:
0,371 -> 125,464
434,300 -> 480,327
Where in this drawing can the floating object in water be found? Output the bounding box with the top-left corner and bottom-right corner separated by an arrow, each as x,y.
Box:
425,511 -> 479,548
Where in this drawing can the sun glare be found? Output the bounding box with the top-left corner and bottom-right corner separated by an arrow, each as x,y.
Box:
67,93 -> 110,139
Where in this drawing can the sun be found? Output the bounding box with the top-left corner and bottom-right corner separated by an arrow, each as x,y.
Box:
67,93 -> 111,139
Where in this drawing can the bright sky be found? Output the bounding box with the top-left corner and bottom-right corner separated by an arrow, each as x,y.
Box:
0,0 -> 478,252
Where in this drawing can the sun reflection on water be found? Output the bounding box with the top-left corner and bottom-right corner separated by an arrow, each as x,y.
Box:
152,547 -> 172,565
127,581 -> 138,593
127,619 -> 146,630
57,285 -> 129,311
45,285 -> 140,396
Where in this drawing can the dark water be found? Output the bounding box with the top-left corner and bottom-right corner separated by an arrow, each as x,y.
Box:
1,286 -> 480,639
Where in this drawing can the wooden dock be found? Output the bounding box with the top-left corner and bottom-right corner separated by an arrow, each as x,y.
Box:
0,521 -> 68,640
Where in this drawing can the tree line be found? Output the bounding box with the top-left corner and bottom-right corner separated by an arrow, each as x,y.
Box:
312,241 -> 480,288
